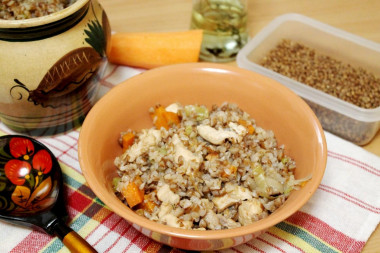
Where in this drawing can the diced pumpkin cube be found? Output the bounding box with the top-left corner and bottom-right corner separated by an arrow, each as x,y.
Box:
122,182 -> 144,208
122,132 -> 135,151
238,119 -> 255,134
142,200 -> 157,213
150,105 -> 180,130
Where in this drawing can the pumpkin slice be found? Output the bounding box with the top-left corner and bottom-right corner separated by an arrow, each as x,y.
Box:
108,30 -> 203,69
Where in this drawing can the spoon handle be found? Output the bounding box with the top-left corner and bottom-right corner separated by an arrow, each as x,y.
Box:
53,219 -> 98,253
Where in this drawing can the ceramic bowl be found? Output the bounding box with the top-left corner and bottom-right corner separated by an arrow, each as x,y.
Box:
78,63 -> 327,251
0,0 -> 111,136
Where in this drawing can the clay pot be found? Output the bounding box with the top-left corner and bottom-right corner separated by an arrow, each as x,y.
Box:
0,0 -> 111,135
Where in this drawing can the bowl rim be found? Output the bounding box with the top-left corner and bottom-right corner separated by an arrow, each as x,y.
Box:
79,62 -> 327,241
0,0 -> 89,28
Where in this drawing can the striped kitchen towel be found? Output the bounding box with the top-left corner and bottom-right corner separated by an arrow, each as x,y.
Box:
0,63 -> 379,253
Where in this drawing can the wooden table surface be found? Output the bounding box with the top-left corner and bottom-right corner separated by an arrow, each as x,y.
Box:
98,1 -> 380,252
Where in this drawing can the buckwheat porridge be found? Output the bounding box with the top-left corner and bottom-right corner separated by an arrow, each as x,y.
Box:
0,0 -> 77,20
113,103 -> 308,230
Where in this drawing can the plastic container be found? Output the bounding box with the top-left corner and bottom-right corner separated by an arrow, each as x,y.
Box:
237,13 -> 380,145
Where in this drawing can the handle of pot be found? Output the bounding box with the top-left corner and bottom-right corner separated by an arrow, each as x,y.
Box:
53,219 -> 98,253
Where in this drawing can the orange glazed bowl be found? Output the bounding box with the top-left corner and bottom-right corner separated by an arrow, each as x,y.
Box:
78,63 -> 327,251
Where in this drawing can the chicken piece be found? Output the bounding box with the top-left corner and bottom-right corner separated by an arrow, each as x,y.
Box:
265,177 -> 284,196
160,213 -> 180,227
165,103 -> 182,114
204,210 -> 221,230
172,134 -> 202,174
123,129 -> 161,162
197,122 -> 247,145
238,199 -> 264,226
157,184 -> 180,205
181,220 -> 193,229
212,183 -> 252,212
158,202 -> 173,218
228,122 -> 247,141
218,215 -> 241,229
160,213 -> 194,229
197,125 -> 238,145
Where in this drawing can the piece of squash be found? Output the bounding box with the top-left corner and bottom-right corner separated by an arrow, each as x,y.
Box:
141,195 -> 157,213
150,105 -> 181,130
122,182 -> 144,208
150,106 -> 169,130
108,30 -> 203,69
238,119 -> 255,135
121,132 -> 135,152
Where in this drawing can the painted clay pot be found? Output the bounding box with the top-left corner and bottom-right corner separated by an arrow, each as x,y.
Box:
0,0 -> 111,135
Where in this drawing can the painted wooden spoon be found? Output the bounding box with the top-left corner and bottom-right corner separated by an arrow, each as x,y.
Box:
0,135 -> 97,253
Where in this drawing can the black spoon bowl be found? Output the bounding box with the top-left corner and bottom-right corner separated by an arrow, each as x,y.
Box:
0,135 -> 97,253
